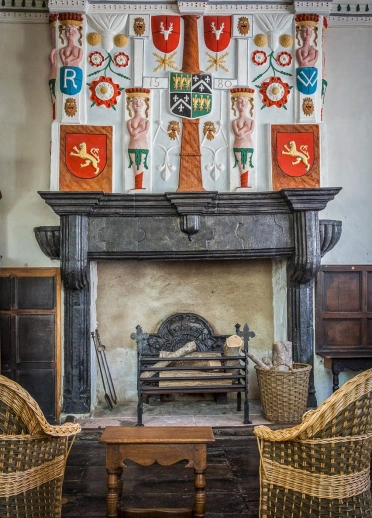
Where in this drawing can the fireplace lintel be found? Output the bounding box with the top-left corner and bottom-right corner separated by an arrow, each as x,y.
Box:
37,188 -> 342,414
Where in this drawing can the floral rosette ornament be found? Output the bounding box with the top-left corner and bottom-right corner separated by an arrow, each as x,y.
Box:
259,76 -> 291,109
88,76 -> 123,110
276,51 -> 292,67
252,50 -> 267,66
114,52 -> 130,68
88,51 -> 105,67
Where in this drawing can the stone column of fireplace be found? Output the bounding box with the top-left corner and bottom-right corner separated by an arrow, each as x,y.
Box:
283,192 -> 342,407
61,214 -> 91,414
287,210 -> 320,407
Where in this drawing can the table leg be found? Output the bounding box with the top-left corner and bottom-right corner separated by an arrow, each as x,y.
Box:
332,360 -> 342,392
106,467 -> 122,518
193,467 -> 206,518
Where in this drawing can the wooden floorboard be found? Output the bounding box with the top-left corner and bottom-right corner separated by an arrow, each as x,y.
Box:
61,436 -> 260,517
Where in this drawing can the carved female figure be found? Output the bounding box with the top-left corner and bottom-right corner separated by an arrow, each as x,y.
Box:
295,14 -> 320,95
125,88 -> 151,191
321,17 -> 328,105
48,14 -> 58,119
230,88 -> 255,189
59,13 -> 84,67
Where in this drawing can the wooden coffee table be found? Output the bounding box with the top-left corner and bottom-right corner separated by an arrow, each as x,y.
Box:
100,426 -> 215,518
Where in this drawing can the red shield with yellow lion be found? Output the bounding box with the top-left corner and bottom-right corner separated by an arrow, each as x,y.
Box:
271,124 -> 320,190
65,133 -> 107,179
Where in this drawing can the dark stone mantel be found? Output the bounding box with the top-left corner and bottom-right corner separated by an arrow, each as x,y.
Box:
37,188 -> 342,414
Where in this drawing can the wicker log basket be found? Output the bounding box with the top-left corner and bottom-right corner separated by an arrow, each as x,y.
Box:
255,363 -> 312,423
0,375 -> 81,518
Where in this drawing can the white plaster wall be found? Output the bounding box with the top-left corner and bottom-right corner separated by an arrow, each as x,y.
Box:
0,24 -> 59,268
320,27 -> 372,264
315,27 -> 372,403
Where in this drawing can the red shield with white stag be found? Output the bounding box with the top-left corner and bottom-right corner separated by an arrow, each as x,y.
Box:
151,15 -> 181,53
277,132 -> 314,177
203,16 -> 231,52
65,133 -> 107,179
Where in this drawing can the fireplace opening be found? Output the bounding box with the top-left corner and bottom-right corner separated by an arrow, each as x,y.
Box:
93,259 -> 277,414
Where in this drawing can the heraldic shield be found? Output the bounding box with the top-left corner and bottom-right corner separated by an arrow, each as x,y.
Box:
277,131 -> 314,177
271,124 -> 320,190
151,15 -> 180,53
65,132 -> 107,179
169,72 -> 212,119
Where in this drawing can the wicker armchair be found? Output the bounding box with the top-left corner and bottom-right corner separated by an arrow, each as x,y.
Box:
254,368 -> 372,518
0,375 -> 81,518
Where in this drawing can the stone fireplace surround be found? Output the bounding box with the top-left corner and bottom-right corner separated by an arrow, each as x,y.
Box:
36,188 -> 342,415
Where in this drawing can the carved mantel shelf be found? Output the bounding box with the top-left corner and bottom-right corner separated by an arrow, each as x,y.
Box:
37,188 -> 342,414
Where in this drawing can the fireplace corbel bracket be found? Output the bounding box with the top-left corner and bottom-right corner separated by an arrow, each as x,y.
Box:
165,191 -> 218,240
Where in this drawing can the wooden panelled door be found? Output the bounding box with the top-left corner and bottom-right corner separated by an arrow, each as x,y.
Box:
316,265 -> 372,357
0,268 -> 61,422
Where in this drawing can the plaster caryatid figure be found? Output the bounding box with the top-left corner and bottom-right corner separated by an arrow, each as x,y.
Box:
125,88 -> 151,191
295,14 -> 320,95
321,17 -> 328,106
58,13 -> 84,96
48,14 -> 58,120
230,88 -> 255,189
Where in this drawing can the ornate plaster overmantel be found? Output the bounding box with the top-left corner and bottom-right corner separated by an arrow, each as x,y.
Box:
38,188 -> 342,413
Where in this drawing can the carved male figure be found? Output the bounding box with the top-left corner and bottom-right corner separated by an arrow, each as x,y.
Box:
230,88 -> 255,189
125,88 -> 151,191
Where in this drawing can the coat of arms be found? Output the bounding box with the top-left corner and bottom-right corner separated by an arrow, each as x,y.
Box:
271,124 -> 320,190
151,15 -> 180,54
65,133 -> 107,178
169,72 -> 212,119
59,125 -> 112,191
203,16 -> 231,52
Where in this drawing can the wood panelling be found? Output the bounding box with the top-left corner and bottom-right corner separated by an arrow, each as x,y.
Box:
316,266 -> 372,356
17,277 -> 56,310
323,271 -> 361,312
0,268 -> 61,422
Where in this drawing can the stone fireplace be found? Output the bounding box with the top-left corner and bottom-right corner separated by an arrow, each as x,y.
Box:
36,189 -> 342,415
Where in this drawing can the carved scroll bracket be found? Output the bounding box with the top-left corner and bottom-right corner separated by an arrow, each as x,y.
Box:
34,226 -> 61,260
166,191 -> 218,239
61,214 -> 89,291
288,211 -> 321,285
319,219 -> 342,257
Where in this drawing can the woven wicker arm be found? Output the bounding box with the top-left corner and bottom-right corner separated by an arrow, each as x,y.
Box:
254,369 -> 372,518
0,375 -> 81,518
